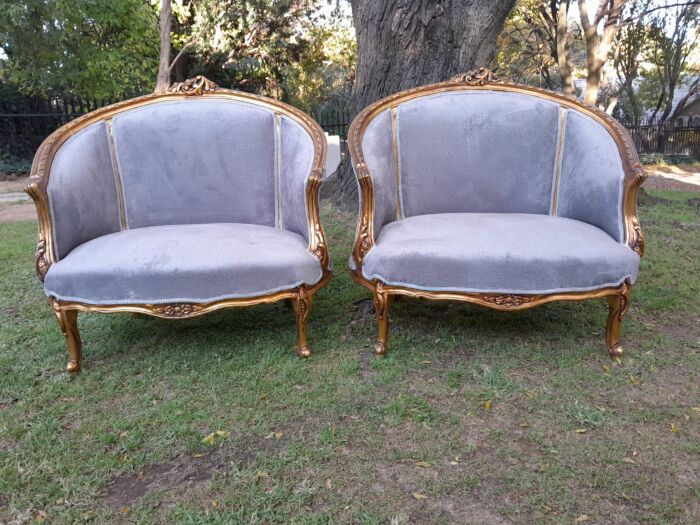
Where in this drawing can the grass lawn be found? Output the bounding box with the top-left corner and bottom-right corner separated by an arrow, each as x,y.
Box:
1,189 -> 698,524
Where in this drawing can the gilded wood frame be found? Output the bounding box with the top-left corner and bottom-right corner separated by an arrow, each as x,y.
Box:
348,68 -> 645,359
26,76 -> 332,371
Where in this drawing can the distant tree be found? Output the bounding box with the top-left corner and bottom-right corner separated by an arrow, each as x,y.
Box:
606,1 -> 654,116
496,0 -> 578,92
0,0 -> 159,98
646,2 -> 700,124
577,0 -> 630,106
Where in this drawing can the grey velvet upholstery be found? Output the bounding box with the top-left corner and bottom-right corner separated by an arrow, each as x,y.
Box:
396,91 -> 560,218
112,99 -> 277,229
44,224 -> 323,304
359,109 -> 399,234
48,121 -> 121,259
356,90 -> 629,246
361,213 -> 640,294
557,110 -> 625,241
279,115 -> 313,241
43,95 -> 326,306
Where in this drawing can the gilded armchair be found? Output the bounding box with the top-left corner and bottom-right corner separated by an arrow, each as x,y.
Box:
26,76 -> 331,372
348,69 -> 645,358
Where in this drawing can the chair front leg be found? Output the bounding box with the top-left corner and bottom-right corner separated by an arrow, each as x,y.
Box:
293,287 -> 312,358
373,282 -> 391,356
50,299 -> 82,372
605,280 -> 631,359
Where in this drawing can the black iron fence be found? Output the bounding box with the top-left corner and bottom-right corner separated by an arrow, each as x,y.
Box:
2,92 -> 699,160
0,93 -> 130,159
622,121 -> 700,156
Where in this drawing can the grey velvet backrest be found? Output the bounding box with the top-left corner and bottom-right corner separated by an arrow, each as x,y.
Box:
356,87 -> 627,242
40,94 -> 320,260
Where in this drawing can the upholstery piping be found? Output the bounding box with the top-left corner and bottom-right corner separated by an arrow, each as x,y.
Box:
106,119 -> 128,230
274,112 -> 282,228
550,106 -> 568,215
391,106 -> 402,219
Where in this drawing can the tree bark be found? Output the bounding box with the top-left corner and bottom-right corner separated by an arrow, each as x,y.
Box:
329,0 -> 516,207
578,0 -> 628,107
556,0 -> 575,94
154,0 -> 172,93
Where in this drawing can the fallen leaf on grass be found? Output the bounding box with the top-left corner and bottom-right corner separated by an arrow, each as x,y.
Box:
575,515 -> 590,522
256,471 -> 269,479
412,492 -> 428,500
202,430 -> 230,445
484,400 -> 492,410
415,461 -> 432,468
622,457 -> 635,464
670,423 -> 679,433
265,431 -> 284,439
575,428 -> 587,434
629,375 -> 640,385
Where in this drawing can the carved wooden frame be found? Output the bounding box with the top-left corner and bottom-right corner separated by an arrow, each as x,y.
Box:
26,76 -> 332,371
348,68 -> 645,359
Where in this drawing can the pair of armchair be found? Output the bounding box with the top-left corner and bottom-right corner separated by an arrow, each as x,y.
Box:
26,72 -> 644,372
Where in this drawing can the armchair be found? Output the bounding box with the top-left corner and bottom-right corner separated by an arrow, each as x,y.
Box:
348,69 -> 645,358
26,76 -> 331,371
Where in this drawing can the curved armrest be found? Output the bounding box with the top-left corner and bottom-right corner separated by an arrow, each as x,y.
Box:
348,108 -> 400,278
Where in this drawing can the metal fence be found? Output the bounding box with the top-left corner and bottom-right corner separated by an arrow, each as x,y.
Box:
2,93 -> 699,160
622,121 -> 700,156
0,93 -> 128,159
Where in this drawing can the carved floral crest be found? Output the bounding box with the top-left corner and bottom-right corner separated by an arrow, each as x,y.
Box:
167,76 -> 219,96
451,67 -> 499,86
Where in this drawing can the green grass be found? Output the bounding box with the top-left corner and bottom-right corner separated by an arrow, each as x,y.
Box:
1,189 -> 699,524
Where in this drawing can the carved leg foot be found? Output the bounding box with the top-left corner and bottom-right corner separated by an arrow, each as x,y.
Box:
51,299 -> 82,372
373,283 -> 391,356
605,281 -> 631,359
292,288 -> 312,358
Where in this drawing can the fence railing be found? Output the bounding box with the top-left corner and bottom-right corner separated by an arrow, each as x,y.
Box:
622,122 -> 700,156
2,92 -> 699,160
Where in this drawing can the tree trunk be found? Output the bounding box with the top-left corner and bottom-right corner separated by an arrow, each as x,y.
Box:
556,0 -> 575,94
154,0 -> 172,93
328,0 -> 516,207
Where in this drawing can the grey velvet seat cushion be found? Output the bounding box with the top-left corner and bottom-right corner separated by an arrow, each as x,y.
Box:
361,213 -> 640,294
44,224 -> 323,304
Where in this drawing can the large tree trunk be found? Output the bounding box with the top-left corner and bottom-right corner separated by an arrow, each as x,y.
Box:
154,0 -> 172,93
328,0 -> 516,207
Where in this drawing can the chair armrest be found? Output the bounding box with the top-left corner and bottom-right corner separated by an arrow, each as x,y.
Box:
348,108 -> 400,276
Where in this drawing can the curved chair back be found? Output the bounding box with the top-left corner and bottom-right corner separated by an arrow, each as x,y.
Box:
27,77 -> 326,265
349,70 -> 644,249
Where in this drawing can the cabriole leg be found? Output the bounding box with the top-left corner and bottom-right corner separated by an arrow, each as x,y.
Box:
51,299 -> 82,372
605,281 -> 631,359
293,287 -> 312,358
373,282 -> 391,356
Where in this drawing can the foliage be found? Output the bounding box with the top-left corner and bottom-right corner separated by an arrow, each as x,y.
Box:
495,0 -> 584,89
0,0 -> 160,99
0,146 -> 32,177
169,0 -> 354,107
